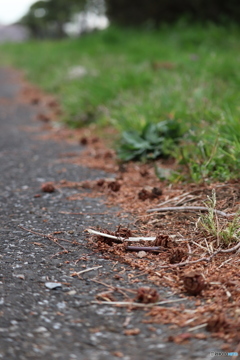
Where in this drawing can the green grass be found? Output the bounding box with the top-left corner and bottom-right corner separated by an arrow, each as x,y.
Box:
199,191 -> 240,247
1,22 -> 240,182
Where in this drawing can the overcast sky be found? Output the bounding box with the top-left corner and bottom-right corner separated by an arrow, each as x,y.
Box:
0,0 -> 36,25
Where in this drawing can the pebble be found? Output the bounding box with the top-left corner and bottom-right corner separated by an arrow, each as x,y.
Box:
14,274 -> 25,280
137,251 -> 147,258
53,323 -> 61,330
148,343 -> 166,349
10,320 -> 18,325
34,326 -> 48,333
67,290 -> 76,296
45,282 -> 62,290
57,302 -> 66,310
0,328 -> 7,332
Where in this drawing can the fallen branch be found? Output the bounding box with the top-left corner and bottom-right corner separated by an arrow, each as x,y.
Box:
126,246 -> 163,252
125,237 -> 156,242
147,206 -> 236,218
216,241 -> 240,253
91,297 -> 187,308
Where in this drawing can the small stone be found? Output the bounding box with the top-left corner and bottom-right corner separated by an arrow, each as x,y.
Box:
34,326 -> 48,333
67,290 -> 77,296
112,351 -> 124,358
15,274 -> 25,280
0,328 -> 7,332
137,251 -> 147,258
53,323 -> 61,330
45,282 -> 62,290
10,320 -> 18,325
57,302 -> 66,310
124,328 -> 141,336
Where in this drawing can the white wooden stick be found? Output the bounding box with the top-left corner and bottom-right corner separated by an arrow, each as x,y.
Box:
74,266 -> 102,275
92,298 -> 187,307
86,229 -> 123,240
86,229 -> 157,242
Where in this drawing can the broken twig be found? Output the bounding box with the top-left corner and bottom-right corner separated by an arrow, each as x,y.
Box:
18,225 -> 73,251
71,266 -> 102,278
147,206 -> 236,218
86,228 -> 123,240
91,297 -> 187,307
86,228 -> 156,242
188,323 -> 208,332
126,246 -> 163,252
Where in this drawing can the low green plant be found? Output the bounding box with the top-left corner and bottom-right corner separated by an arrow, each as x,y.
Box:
117,119 -> 182,161
199,191 -> 240,247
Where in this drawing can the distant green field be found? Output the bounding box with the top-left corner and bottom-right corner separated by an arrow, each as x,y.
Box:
1,23 -> 240,181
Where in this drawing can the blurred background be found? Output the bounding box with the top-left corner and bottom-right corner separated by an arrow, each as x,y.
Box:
1,0 -> 240,40
1,0 -> 240,182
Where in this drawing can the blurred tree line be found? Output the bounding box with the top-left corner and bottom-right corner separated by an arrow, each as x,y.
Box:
20,0 -> 84,38
20,0 -> 104,38
20,0 -> 240,38
106,0 -> 240,26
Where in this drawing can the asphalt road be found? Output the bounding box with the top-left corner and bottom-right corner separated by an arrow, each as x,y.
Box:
0,67 -> 229,360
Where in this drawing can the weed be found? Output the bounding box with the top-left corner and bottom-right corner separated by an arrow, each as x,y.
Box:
198,191 -> 240,247
117,119 -> 181,161
176,130 -> 240,182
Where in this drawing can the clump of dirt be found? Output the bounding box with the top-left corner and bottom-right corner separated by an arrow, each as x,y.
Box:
41,182 -> 55,193
134,287 -> 160,304
182,271 -> 206,296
